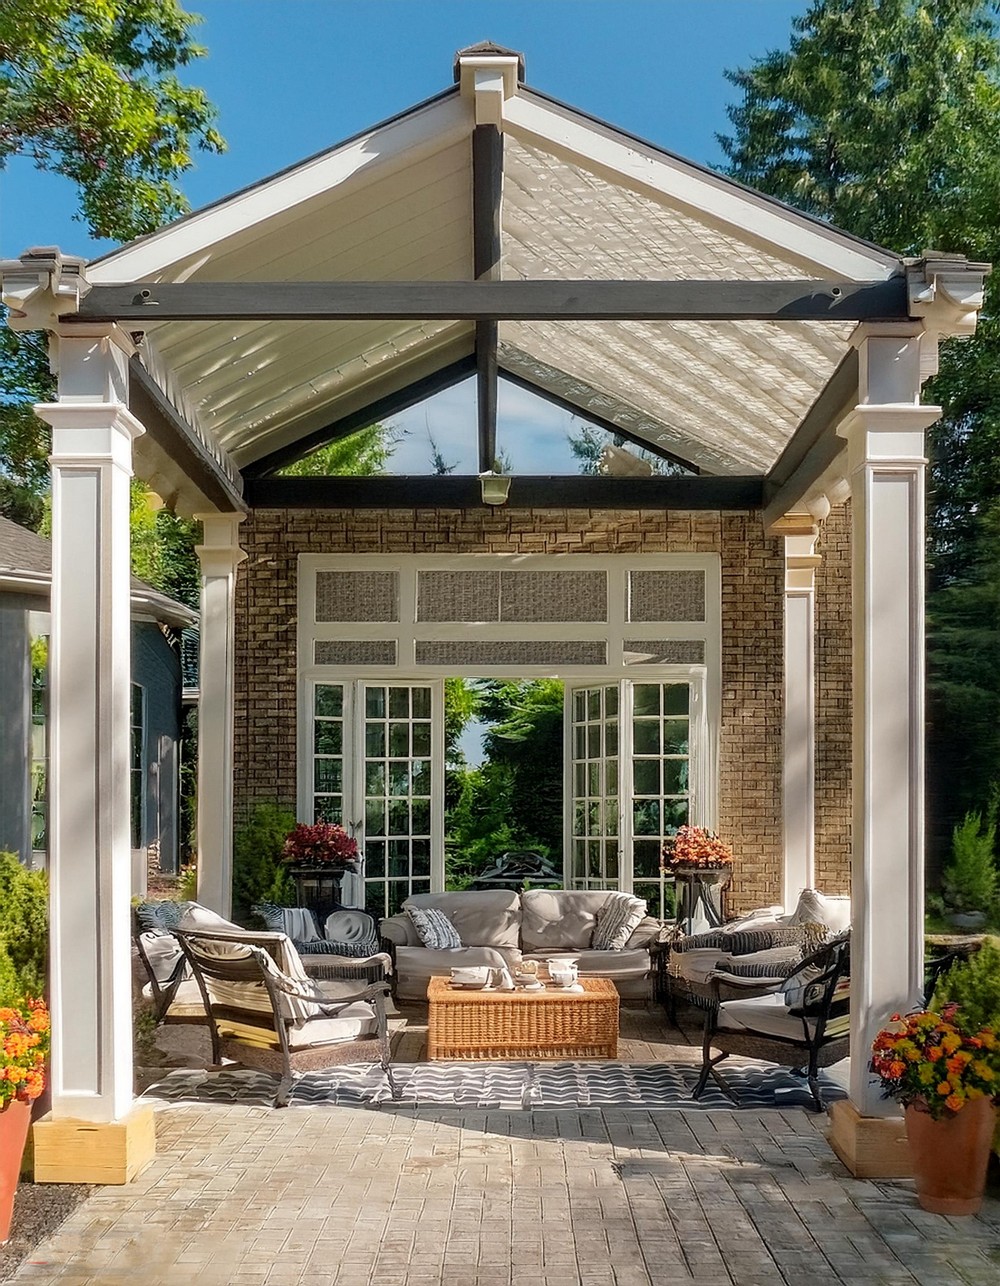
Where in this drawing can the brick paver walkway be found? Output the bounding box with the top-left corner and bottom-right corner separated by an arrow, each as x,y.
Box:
11,1105 -> 1000,1286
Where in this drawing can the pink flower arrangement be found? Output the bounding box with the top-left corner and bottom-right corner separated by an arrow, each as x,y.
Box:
661,825 -> 734,871
283,822 -> 359,869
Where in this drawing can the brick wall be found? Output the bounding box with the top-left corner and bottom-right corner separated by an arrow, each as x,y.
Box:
814,502 -> 852,895
234,506 -> 853,912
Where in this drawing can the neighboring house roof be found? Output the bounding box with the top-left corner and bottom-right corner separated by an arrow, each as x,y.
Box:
0,515 -> 198,629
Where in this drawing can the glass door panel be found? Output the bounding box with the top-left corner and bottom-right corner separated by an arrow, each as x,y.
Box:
361,683 -> 437,919
568,684 -> 620,890
630,681 -> 691,920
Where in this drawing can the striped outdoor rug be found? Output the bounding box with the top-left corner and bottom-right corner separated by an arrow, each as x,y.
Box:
141,1061 -> 847,1111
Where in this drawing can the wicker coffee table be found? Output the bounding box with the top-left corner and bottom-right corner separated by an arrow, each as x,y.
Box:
426,976 -> 619,1060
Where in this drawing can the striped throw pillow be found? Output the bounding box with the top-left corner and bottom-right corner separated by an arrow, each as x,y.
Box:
591,893 -> 647,951
407,905 -> 462,949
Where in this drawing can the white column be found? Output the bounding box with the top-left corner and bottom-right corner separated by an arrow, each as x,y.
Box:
840,329 -> 941,1116
36,329 -> 143,1123
779,517 -> 821,909
195,512 -> 246,917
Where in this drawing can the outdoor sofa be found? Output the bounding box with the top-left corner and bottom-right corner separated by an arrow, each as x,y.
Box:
380,888 -> 664,1002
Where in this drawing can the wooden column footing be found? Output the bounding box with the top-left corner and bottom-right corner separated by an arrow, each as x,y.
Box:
828,1099 -> 911,1178
31,1103 -> 156,1184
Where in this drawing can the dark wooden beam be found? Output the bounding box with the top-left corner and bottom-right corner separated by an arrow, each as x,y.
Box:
74,278 -> 910,324
243,473 -> 764,510
241,355 -> 477,479
762,347 -> 859,527
128,358 -> 246,512
498,367 -> 700,474
473,124 -> 503,474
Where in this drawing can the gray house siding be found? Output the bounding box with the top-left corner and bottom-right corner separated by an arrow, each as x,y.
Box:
0,601 -> 32,860
131,621 -> 183,874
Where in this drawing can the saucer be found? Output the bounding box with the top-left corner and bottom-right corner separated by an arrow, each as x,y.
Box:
450,981 -> 491,990
517,981 -> 544,992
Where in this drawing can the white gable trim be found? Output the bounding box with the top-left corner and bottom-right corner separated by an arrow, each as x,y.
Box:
88,95 -> 471,285
505,92 -> 901,282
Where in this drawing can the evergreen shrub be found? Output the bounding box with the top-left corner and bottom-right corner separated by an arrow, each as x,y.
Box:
232,804 -> 297,922
942,810 -> 998,914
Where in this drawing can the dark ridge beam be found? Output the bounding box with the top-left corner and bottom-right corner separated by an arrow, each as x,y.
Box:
128,358 -> 246,512
762,347 -> 860,527
74,278 -> 911,323
243,474 -> 765,510
498,367 -> 701,474
473,124 -> 503,473
241,355 -> 477,479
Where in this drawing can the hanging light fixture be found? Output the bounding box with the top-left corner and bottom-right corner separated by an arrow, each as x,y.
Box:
478,470 -> 511,505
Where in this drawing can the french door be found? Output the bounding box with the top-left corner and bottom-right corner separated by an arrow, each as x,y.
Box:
566,677 -> 705,920
306,679 -> 445,919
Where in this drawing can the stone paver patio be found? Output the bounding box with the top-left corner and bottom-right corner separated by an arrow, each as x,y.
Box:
10,1103 -> 1000,1286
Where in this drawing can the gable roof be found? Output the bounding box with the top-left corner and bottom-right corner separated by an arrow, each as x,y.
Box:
74,47 -> 910,497
0,516 -> 197,628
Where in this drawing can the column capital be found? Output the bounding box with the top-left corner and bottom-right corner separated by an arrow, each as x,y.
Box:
195,512 -> 247,576
838,403 -> 941,476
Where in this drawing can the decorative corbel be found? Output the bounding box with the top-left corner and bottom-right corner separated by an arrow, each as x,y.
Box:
0,247 -> 90,332
906,253 -> 991,338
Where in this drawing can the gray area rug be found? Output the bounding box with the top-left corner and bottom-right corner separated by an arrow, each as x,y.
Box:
141,1061 -> 846,1111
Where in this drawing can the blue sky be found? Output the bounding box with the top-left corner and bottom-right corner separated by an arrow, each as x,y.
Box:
1,0 -> 807,473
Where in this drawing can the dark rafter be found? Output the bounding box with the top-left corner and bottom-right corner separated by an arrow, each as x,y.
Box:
762,347 -> 860,527
473,123 -> 503,474
73,278 -> 910,324
241,355 -> 477,479
243,474 -> 764,510
498,367 -> 701,474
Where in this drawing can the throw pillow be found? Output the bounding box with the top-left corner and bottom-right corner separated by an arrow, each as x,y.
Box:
135,900 -> 186,933
252,903 -> 321,941
407,905 -> 462,950
715,953 -> 801,980
786,888 -> 851,934
591,893 -> 647,951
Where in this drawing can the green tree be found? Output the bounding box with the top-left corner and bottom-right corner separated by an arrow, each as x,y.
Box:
1,0 -> 224,240
720,0 -> 1000,847
480,680 -> 564,855
279,427 -> 395,478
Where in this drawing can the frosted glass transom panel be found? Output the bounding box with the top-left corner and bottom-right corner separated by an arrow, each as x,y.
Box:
414,640 -> 607,666
316,570 -> 398,622
315,641 -> 397,665
628,570 -> 705,622
500,570 -> 607,622
624,640 -> 706,665
417,571 -> 499,622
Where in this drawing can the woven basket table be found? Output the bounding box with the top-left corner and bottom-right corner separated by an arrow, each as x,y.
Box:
426,976 -> 619,1060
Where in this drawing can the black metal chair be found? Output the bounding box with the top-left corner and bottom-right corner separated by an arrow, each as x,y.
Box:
693,934 -> 851,1111
176,927 -> 396,1107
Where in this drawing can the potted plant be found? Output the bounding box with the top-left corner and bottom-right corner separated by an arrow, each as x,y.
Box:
661,826 -> 734,934
282,822 -> 360,918
0,995 -> 50,1242
870,1005 -> 1000,1214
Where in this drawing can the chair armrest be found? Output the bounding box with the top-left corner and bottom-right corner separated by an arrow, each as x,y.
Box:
380,914 -> 419,947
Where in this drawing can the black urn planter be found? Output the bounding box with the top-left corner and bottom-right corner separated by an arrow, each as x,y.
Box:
669,865 -> 732,936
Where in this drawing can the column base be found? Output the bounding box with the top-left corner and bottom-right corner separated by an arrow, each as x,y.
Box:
31,1104 -> 156,1184
828,1100 -> 911,1178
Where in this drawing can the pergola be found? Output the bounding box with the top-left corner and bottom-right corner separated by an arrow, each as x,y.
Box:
0,44 -> 988,1180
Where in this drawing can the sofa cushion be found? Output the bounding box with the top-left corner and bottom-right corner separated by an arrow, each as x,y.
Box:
520,890 -> 611,951
403,891 -> 521,949
407,906 -> 462,949
393,945 -> 522,1001
592,893 -> 648,951
785,889 -> 851,934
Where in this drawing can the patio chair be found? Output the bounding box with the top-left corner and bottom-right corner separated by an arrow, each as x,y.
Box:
176,927 -> 397,1107
693,933 -> 851,1111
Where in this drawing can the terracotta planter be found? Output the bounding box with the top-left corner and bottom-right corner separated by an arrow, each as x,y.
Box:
905,1095 -> 997,1215
0,1098 -> 32,1243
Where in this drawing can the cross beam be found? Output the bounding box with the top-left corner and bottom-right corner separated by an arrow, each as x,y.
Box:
72,278 -> 910,323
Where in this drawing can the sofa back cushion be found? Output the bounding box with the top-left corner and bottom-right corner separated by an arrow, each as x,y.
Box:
520,889 -> 612,951
403,890 -> 521,949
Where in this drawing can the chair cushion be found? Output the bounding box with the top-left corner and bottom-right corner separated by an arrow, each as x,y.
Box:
675,945 -> 801,984
520,890 -> 611,951
403,891 -> 521,949
253,903 -> 321,941
591,893 -> 647,951
718,992 -> 816,1039
287,1001 -> 378,1049
407,905 -> 462,949
138,930 -> 186,984
785,889 -> 851,934
175,903 -> 243,933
